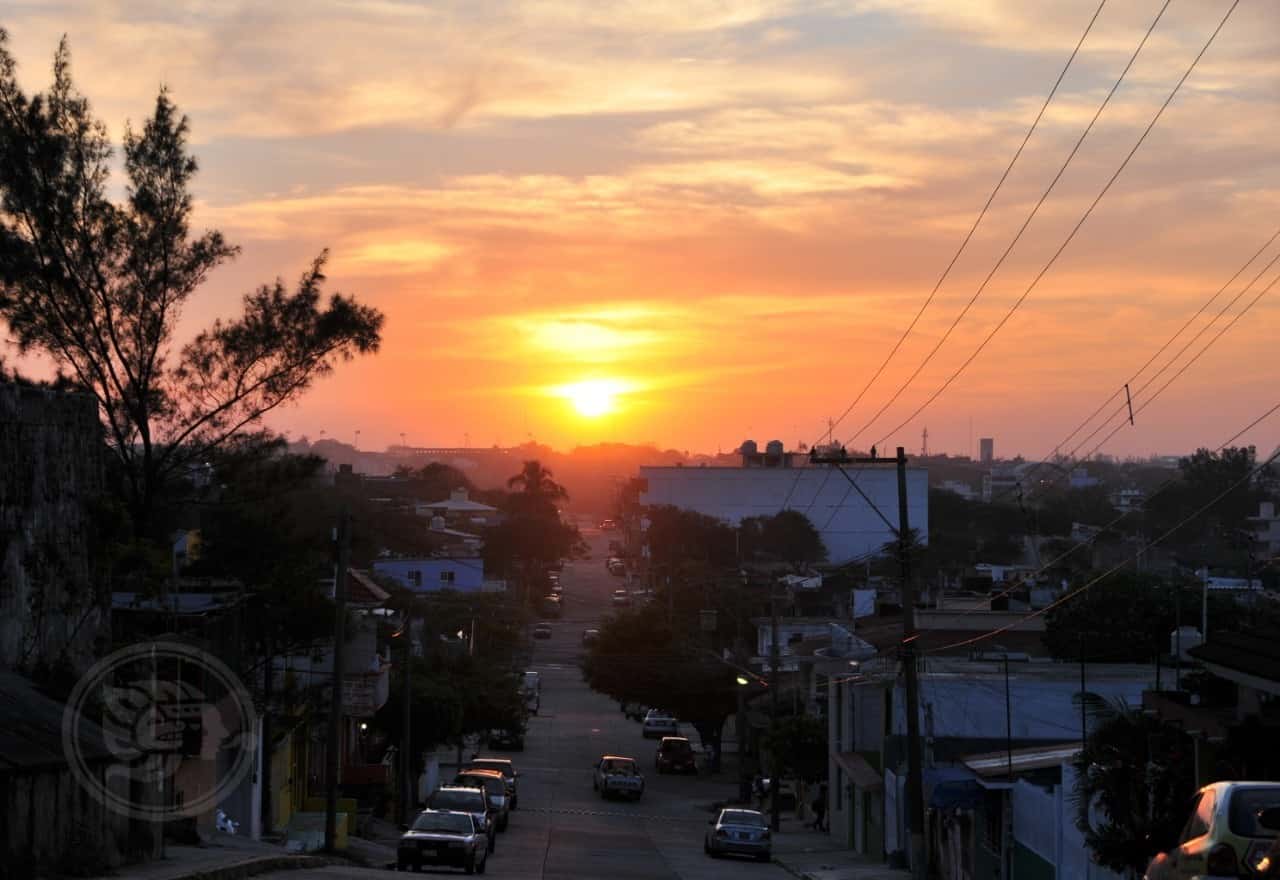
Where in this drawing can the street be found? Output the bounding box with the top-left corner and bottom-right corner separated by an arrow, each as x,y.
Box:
260,528 -> 791,879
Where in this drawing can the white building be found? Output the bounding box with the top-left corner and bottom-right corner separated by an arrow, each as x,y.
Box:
1247,501 -> 1280,558
639,443 -> 927,564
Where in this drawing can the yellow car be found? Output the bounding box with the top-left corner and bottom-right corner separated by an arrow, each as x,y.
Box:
1145,781 -> 1280,879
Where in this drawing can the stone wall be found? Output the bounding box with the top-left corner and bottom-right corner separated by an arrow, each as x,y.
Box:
0,382 -> 106,674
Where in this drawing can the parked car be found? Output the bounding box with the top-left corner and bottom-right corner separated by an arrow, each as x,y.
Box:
611,589 -> 631,608
599,518 -> 617,530
465,757 -> 520,810
607,557 -> 625,575
705,807 -> 771,861
398,809 -> 488,874
532,622 -> 553,639
425,786 -> 496,853
453,769 -> 510,832
1144,781 -> 1280,879
539,595 -> 563,618
642,709 -> 678,739
484,726 -> 525,752
522,670 -> 542,713
593,755 -> 645,800
581,628 -> 600,646
655,736 -> 697,774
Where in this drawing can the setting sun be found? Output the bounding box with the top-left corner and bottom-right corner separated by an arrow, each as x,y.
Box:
559,379 -> 627,418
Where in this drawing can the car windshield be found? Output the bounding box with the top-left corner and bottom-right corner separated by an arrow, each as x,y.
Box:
455,774 -> 504,795
721,810 -> 767,827
429,790 -> 484,812
662,739 -> 692,753
468,760 -> 513,779
602,759 -> 637,774
411,812 -> 473,834
1228,787 -> 1280,836
647,711 -> 673,721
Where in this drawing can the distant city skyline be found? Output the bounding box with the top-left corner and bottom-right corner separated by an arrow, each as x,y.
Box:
3,1 -> 1277,460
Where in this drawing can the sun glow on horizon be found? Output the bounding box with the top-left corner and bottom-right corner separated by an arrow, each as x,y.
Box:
557,378 -> 629,418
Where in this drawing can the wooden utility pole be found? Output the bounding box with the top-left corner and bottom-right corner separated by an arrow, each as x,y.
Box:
324,509 -> 350,853
399,611 -> 414,826
896,447 -> 926,880
769,584 -> 782,833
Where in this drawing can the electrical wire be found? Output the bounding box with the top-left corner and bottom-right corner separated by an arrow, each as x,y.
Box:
982,226 -> 1280,508
817,0 -> 1111,448
862,0 -> 1242,451
846,0 -> 1176,449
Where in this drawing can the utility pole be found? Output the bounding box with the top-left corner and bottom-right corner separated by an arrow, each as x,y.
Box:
325,509 -> 350,853
769,583 -> 781,833
399,611 -> 413,826
896,447 -> 926,880
1004,655 -> 1014,782
1079,635 -> 1087,752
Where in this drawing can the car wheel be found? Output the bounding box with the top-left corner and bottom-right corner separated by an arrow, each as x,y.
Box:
397,861 -> 408,872
464,854 -> 476,876
477,850 -> 487,875
757,852 -> 771,863
487,833 -> 495,854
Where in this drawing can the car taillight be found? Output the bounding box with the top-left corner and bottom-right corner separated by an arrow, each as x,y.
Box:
1206,843 -> 1238,875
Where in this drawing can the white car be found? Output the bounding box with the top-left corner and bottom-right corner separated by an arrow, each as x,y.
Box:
611,589 -> 631,608
1144,781 -> 1280,879
642,709 -> 678,738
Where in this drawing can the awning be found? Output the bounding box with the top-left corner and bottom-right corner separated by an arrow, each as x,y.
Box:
926,767 -> 983,810
833,751 -> 883,791
962,743 -> 1080,779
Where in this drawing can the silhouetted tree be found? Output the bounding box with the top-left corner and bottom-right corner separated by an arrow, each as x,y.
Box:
0,34 -> 383,534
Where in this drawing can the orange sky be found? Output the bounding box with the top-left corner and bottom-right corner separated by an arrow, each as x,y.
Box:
4,1 -> 1278,458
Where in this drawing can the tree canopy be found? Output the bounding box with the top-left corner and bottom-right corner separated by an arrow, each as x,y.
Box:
0,34 -> 383,533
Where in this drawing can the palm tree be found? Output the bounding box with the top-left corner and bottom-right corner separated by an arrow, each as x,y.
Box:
507,460 -> 568,502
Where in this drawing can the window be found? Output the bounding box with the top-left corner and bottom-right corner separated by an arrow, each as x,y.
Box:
407,570 -> 422,587
1179,791 -> 1214,843
440,570 -> 456,584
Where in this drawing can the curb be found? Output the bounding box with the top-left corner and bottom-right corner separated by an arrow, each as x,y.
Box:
138,853 -> 336,880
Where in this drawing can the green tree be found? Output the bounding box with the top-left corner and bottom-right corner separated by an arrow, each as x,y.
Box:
582,602 -> 737,767
1073,697 -> 1195,874
763,713 -> 828,782
507,460 -> 568,503
740,510 -> 826,569
0,34 -> 383,535
1043,572 -> 1244,662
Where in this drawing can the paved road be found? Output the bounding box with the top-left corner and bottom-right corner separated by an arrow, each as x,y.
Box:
260,528 -> 789,879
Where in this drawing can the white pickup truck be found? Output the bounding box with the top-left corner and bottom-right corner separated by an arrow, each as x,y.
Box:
592,755 -> 645,801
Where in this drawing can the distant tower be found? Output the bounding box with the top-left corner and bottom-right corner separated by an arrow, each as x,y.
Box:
921,427 -> 929,458
980,437 -> 994,465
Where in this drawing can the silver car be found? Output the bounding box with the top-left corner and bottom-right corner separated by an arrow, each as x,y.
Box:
453,770 -> 510,832
426,786 -> 496,853
397,809 -> 488,874
705,808 -> 771,861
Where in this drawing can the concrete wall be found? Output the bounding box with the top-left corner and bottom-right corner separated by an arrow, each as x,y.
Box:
0,383 -> 106,673
640,465 -> 928,564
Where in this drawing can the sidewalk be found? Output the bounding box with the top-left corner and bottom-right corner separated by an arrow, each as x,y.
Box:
772,817 -> 911,880
89,833 -> 335,880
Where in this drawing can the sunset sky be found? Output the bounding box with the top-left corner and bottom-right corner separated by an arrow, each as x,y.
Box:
4,0 -> 1278,458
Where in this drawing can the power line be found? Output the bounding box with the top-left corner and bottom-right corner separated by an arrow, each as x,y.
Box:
983,226 -> 1280,509
863,0 -> 1242,451
1066,266 -> 1280,464
1048,227 -> 1280,461
1050,250 -> 1280,469
817,0 -> 1110,448
846,0 -> 1175,449
926,439 -> 1280,655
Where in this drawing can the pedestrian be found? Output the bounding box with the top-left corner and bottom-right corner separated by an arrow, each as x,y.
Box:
811,783 -> 828,831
